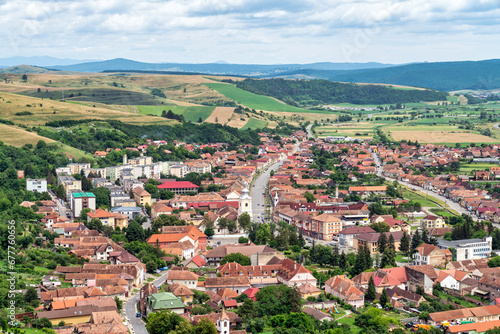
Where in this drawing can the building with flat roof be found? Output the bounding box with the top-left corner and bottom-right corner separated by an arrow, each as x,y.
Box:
70,192 -> 96,217
438,237 -> 492,261
27,178 -> 47,193
158,181 -> 199,194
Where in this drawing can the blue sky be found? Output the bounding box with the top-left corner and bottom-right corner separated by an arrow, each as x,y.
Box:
1,0 -> 499,64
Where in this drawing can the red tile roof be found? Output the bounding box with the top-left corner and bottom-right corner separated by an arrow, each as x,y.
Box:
158,181 -> 199,189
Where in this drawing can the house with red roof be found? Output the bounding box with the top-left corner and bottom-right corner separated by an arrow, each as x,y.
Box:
241,287 -> 259,302
158,181 -> 199,194
324,275 -> 364,308
186,255 -> 207,269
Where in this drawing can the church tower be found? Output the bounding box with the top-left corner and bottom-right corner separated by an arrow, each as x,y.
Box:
238,183 -> 253,219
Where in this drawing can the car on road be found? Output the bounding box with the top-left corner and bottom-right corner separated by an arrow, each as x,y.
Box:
136,312 -> 142,318
154,269 -> 161,274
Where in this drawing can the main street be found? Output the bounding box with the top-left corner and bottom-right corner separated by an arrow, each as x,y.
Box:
124,270 -> 170,334
251,162 -> 282,223
372,152 -> 470,217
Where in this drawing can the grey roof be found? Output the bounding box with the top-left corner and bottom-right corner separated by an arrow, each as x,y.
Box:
438,238 -> 490,248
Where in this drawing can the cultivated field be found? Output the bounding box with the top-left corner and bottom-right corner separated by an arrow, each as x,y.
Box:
241,118 -> 268,130
136,105 -> 215,122
205,107 -> 234,124
0,92 -> 175,126
205,83 -> 308,113
390,131 -> 496,143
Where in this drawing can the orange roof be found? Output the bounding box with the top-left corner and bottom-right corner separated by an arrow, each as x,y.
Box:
448,319 -> 500,333
147,234 -> 190,243
87,208 -> 114,219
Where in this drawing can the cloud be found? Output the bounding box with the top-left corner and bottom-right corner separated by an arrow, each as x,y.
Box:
0,0 -> 498,64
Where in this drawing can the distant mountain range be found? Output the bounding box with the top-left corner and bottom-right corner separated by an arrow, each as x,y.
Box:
1,56 -> 499,91
46,58 -> 393,75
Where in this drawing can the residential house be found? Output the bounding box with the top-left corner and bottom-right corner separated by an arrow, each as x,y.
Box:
146,292 -> 185,316
412,243 -> 452,267
133,187 -> 151,207
164,283 -> 194,304
204,277 -> 251,294
324,275 -> 365,308
165,269 -> 199,289
437,269 -> 470,291
339,226 -> 376,247
422,215 -> 446,229
276,258 -> 317,287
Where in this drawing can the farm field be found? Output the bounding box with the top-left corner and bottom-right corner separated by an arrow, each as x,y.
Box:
0,91 -> 175,126
390,131 -> 496,143
460,163 -> 500,172
205,82 -> 310,113
241,118 -> 268,130
204,107 -> 234,124
400,187 -> 438,208
136,105 -> 215,122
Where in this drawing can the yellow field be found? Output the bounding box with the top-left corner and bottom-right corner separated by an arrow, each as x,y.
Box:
0,92 -> 175,126
205,107 -> 234,124
0,73 -> 235,106
390,131 -> 497,143
0,123 -> 56,146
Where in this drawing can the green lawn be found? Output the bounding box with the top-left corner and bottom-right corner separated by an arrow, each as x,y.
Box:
205,83 -> 317,113
460,163 -> 499,172
241,118 -> 268,130
400,188 -> 438,208
136,105 -> 215,122
430,208 -> 457,218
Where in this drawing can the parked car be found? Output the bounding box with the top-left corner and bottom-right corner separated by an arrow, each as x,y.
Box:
136,312 -> 142,318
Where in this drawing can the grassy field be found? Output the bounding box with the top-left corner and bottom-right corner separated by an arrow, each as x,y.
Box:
430,208 -> 457,218
241,118 -> 268,130
136,105 -> 215,122
460,163 -> 499,172
205,82 -> 309,113
400,187 -> 438,207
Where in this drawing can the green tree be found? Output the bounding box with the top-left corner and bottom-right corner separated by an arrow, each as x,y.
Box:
193,318 -> 217,334
380,288 -> 388,307
366,276 -> 377,300
399,231 -> 410,256
370,222 -> 390,233
220,252 -> 251,266
86,218 -> 103,231
238,212 -> 252,232
126,221 -> 145,242
378,233 -> 387,253
304,192 -> 315,203
411,230 -> 421,250
381,247 -> 396,268
237,298 -> 256,322
146,310 -> 188,334
256,223 -> 271,244
387,234 -> 395,251
114,296 -> 123,311
25,286 -> 39,307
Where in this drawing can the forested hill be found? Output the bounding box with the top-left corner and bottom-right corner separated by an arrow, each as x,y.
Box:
233,79 -> 448,106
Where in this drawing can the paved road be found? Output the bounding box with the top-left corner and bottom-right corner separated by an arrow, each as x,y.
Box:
306,123 -> 313,138
372,152 -> 470,217
251,162 -> 282,222
124,270 -> 170,334
49,190 -> 70,220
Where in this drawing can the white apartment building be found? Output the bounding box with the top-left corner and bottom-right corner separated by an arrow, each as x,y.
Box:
27,178 -> 47,193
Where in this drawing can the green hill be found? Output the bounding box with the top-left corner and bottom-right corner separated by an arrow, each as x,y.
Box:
233,78 -> 448,106
0,65 -> 53,74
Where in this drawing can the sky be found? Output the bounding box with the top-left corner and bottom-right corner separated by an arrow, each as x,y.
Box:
1,0 -> 500,65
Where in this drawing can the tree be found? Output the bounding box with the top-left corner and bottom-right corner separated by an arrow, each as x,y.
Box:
193,318 -> 217,334
380,247 -> 396,268
380,288 -> 388,307
25,286 -> 39,307
86,218 -> 103,231
146,310 -> 188,334
256,223 -> 271,244
411,230 -> 421,250
220,252 -> 251,266
304,192 -> 315,203
237,298 -> 256,322
378,233 -> 387,253
339,252 -> 347,270
421,228 -> 429,244
370,222 -> 390,233
126,221 -> 145,242
114,296 -> 123,311
387,234 -> 395,251
416,285 -> 425,296
238,212 -> 251,231
22,74 -> 28,82
198,117 -> 203,123
399,231 -> 410,256
366,276 -> 377,300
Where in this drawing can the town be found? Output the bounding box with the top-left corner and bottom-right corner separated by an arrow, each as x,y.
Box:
4,125 -> 500,334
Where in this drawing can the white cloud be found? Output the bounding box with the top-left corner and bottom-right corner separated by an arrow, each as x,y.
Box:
0,0 -> 499,63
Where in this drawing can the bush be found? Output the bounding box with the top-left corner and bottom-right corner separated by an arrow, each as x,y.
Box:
306,296 -> 316,302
